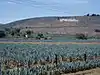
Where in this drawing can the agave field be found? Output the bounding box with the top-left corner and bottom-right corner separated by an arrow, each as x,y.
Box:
0,43 -> 100,75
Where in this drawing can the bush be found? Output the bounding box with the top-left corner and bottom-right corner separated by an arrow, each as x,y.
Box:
26,30 -> 33,35
36,33 -> 44,39
86,14 -> 90,16
0,31 -> 6,38
76,33 -> 88,40
85,13 -> 100,16
95,29 -> 100,32
6,28 -> 21,37
91,14 -> 97,16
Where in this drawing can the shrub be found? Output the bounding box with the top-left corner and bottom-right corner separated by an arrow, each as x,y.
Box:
36,33 -> 44,39
95,29 -> 100,32
76,33 -> 88,40
0,31 -> 6,38
26,30 -> 33,35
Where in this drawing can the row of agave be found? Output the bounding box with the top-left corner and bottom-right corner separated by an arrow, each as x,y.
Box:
1,59 -> 100,75
0,44 -> 100,75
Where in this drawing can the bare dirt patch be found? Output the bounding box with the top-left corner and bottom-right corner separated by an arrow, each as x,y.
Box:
62,68 -> 100,75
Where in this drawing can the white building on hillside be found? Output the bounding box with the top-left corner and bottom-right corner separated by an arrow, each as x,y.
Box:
59,18 -> 79,22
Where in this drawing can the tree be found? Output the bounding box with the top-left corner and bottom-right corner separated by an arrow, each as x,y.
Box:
0,31 -> 5,38
7,28 -> 21,37
85,13 -> 100,16
5,28 -> 10,32
15,28 -> 20,33
38,33 -> 44,38
36,33 -> 44,39
10,31 -> 15,36
76,33 -> 88,40
95,29 -> 100,32
26,30 -> 32,35
91,14 -> 97,16
96,14 -> 100,16
86,14 -> 90,16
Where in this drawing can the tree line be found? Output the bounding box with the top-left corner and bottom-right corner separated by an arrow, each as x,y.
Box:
86,13 -> 100,16
0,28 -> 52,40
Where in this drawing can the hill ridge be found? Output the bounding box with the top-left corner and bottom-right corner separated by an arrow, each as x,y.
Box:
1,16 -> 100,36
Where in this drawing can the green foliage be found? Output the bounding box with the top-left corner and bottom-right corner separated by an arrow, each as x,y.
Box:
4,28 -> 52,39
86,13 -> 100,16
26,30 -> 33,35
38,33 -> 44,38
4,28 -> 21,37
76,33 -> 88,40
35,33 -> 52,40
0,31 -> 6,38
24,30 -> 33,38
15,28 -> 20,33
86,14 -> 90,16
1,44 -> 100,74
95,29 -> 100,32
36,33 -> 44,39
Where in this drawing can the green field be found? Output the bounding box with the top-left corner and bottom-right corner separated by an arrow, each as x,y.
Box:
0,43 -> 100,75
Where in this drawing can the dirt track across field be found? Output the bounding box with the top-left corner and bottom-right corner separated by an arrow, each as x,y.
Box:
63,68 -> 100,75
0,42 -> 100,44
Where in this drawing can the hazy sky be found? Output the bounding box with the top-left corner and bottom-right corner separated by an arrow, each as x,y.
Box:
0,0 -> 100,23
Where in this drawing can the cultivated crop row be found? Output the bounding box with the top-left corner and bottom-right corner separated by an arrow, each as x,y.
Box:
0,44 -> 100,75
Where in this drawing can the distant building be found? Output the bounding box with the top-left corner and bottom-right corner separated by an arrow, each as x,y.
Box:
59,18 -> 79,22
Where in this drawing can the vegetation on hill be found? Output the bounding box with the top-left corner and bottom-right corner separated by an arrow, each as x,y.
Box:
86,13 -> 100,16
0,16 -> 100,40
3,28 -> 52,40
0,27 -> 100,40
76,33 -> 88,40
0,31 -> 6,38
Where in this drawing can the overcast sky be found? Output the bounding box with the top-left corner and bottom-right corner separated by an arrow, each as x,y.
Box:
0,0 -> 100,23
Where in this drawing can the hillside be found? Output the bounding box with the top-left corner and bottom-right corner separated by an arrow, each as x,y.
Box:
0,23 -> 3,26
4,16 -> 100,36
0,24 -> 6,30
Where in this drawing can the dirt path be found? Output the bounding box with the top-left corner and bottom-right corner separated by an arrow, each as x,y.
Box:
0,42 -> 100,44
62,68 -> 100,75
